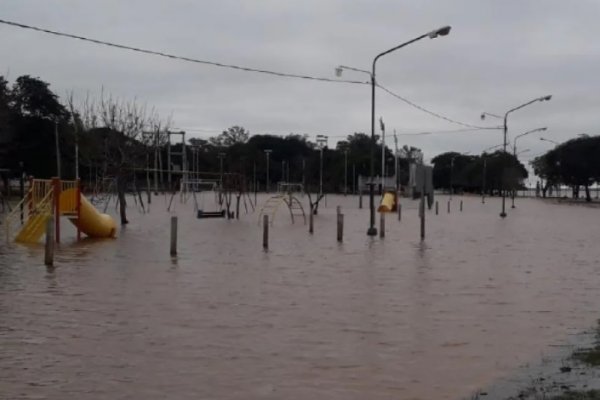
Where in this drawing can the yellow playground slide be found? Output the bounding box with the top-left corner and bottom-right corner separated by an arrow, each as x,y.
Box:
60,189 -> 116,238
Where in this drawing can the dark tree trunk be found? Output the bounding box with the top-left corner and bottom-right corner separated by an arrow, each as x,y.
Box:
585,184 -> 591,202
117,174 -> 128,224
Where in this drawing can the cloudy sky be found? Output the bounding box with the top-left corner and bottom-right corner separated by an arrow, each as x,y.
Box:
1,0 -> 599,172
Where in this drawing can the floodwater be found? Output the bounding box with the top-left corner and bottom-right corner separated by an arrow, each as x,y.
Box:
1,193 -> 600,400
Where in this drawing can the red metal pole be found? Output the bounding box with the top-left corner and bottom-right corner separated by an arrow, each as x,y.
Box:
76,178 -> 81,241
52,177 -> 60,244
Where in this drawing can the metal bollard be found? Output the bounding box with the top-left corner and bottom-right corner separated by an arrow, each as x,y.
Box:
44,216 -> 54,266
263,215 -> 269,250
379,213 -> 385,238
170,216 -> 178,256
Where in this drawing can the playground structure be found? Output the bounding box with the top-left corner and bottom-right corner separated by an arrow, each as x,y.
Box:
3,177 -> 116,244
257,182 -> 306,225
378,191 -> 399,212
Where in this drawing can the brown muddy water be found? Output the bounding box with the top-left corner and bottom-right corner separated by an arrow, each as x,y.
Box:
1,193 -> 600,400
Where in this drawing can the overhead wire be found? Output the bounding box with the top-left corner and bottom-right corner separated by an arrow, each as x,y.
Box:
0,18 -> 501,133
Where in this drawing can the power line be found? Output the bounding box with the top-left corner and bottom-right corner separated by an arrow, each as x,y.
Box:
377,82 -> 501,130
0,18 -> 367,85
0,18 -> 501,132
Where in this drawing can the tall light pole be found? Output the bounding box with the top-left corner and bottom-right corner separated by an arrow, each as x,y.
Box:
393,130 -> 399,194
336,25 -> 452,236
380,117 -> 385,194
264,149 -> 272,193
481,143 -> 503,204
481,94 -> 552,218
540,137 -> 559,146
511,127 -> 547,208
316,135 -> 328,196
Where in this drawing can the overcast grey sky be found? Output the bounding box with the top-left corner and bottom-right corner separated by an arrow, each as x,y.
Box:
1,0 -> 599,172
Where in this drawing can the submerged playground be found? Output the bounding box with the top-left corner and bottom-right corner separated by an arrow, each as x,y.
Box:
2,177 -> 600,399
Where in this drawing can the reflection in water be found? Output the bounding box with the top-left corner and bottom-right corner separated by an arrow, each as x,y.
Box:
1,194 -> 600,399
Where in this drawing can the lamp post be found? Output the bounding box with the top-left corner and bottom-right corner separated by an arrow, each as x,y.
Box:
336,25 -> 452,236
316,135 -> 328,196
481,143 -> 503,204
511,127 -> 547,208
264,149 -> 272,193
380,117 -> 385,194
540,137 -> 559,146
481,94 -> 552,218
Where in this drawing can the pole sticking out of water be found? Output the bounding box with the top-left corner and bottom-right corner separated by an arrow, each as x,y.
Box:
359,191 -> 363,209
170,216 -> 178,256
420,192 -> 426,240
435,200 -> 439,215
397,203 -> 402,221
44,216 -> 54,267
447,200 -> 451,214
309,207 -> 314,234
337,213 -> 344,242
263,215 -> 269,250
379,212 -> 385,238
460,200 -> 463,212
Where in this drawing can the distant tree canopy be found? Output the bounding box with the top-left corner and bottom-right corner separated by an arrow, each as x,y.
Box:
531,135 -> 600,201
432,150 -> 528,194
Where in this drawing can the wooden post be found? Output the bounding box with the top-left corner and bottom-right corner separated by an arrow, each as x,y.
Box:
263,215 -> 269,250
336,205 -> 341,216
447,200 -> 451,214
236,195 -> 241,219
309,206 -> 314,234
76,178 -> 82,241
460,200 -> 463,212
337,213 -> 343,242
44,216 -> 54,266
170,216 -> 177,256
359,190 -> 363,209
397,203 -> 402,221
379,213 -> 385,238
435,200 -> 439,215
52,177 -> 60,243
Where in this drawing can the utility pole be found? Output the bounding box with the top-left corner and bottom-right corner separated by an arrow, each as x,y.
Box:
54,120 -> 61,178
393,130 -> 399,193
380,118 -> 385,193
264,149 -> 272,193
316,135 -> 328,195
344,148 -> 348,196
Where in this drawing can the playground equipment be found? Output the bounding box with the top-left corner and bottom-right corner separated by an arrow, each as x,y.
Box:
258,183 -> 306,225
377,190 -> 398,212
4,178 -> 116,244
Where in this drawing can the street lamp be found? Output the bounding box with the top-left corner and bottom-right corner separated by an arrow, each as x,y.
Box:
540,137 -> 559,146
264,149 -> 272,193
316,135 -> 328,196
337,25 -> 452,236
511,127 -> 547,208
480,144 -> 503,204
481,94 -> 552,218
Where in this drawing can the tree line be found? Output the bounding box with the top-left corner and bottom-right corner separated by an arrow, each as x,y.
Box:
532,135 -> 600,201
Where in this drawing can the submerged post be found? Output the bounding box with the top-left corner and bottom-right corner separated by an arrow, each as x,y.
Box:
44,216 -> 54,266
170,216 -> 178,256
460,200 -> 463,212
263,215 -> 269,250
420,192 -> 425,240
379,213 -> 385,238
309,207 -> 314,234
447,200 -> 451,213
337,213 -> 344,242
359,190 -> 363,209
397,202 -> 402,221
435,200 -> 439,215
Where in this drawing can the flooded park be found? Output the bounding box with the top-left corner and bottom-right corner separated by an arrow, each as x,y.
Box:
2,193 -> 600,399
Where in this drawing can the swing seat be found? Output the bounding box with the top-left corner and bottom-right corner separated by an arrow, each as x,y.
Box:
197,209 -> 226,219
